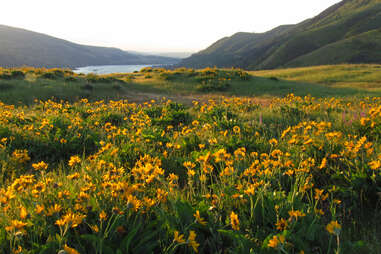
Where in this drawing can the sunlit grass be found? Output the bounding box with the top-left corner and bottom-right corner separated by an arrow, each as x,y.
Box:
1,66 -> 381,107
251,64 -> 381,90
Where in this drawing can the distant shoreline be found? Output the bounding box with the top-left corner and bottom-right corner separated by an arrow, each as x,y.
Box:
73,64 -> 174,74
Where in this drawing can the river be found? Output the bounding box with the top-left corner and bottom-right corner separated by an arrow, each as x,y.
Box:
73,64 -> 160,74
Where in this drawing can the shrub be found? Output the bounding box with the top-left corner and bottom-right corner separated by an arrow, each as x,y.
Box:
85,75 -> 123,84
140,67 -> 153,73
40,72 -> 58,79
51,69 -> 65,78
0,73 -> 12,80
85,74 -> 99,83
269,76 -> 279,81
64,76 -> 78,82
10,70 -> 25,79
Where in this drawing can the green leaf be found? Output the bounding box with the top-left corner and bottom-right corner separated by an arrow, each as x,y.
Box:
121,222 -> 142,253
102,244 -> 115,254
80,234 -> 100,244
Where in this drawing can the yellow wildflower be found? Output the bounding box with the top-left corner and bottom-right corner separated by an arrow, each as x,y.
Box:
288,210 -> 306,220
187,169 -> 195,177
67,172 -> 80,180
326,220 -> 341,235
64,245 -> 80,254
268,235 -> 285,249
99,210 -> 107,221
35,204 -> 45,214
5,220 -> 28,232
233,126 -> 240,134
319,158 -> 327,169
32,161 -> 48,171
192,120 -> 199,126
20,206 -> 28,220
188,231 -> 200,253
68,155 -> 81,167
56,212 -> 85,228
46,204 -> 62,216
269,138 -> 278,146
194,210 -> 207,226
230,211 -> 240,230
183,161 -> 196,169
12,149 -> 31,163
369,160 -> 381,170
275,218 -> 288,231
174,231 -> 185,243
91,225 -> 99,233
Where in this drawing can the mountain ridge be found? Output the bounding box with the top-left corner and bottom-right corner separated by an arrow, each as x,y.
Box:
0,24 -> 179,68
180,0 -> 381,70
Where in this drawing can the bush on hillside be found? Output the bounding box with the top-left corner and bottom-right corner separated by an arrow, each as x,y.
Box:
0,73 -> 12,80
10,70 -> 25,79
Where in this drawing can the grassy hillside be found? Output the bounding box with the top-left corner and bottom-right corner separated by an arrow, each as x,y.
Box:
1,66 -> 380,105
181,25 -> 295,69
0,25 -> 179,68
180,0 -> 381,70
259,1 -> 381,69
251,64 -> 381,89
285,29 -> 381,67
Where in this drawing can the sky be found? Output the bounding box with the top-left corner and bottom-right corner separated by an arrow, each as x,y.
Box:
1,0 -> 341,53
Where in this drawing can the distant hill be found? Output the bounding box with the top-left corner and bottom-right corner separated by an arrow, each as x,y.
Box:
180,0 -> 381,69
0,25 -> 179,68
152,52 -> 194,59
127,51 -> 194,59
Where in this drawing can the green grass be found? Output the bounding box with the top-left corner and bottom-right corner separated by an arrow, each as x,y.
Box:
0,71 -> 166,105
0,79 -> 128,105
285,29 -> 381,68
252,64 -> 381,90
1,66 -> 381,106
224,77 -> 374,97
95,67 -> 381,98
137,74 -> 370,98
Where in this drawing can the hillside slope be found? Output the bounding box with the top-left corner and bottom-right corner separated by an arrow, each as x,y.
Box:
180,0 -> 381,69
0,25 -> 178,68
285,29 -> 381,67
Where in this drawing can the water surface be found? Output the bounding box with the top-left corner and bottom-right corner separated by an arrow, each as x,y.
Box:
73,65 -> 157,74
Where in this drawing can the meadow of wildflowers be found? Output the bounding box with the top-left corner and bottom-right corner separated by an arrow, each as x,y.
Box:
0,68 -> 380,253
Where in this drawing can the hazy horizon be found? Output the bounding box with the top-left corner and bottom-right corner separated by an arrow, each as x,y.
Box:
1,0 -> 341,53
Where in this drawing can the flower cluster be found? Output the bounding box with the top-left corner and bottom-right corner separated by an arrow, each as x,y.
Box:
0,93 -> 380,253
